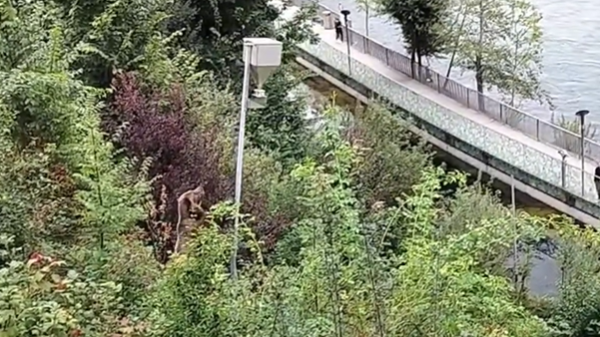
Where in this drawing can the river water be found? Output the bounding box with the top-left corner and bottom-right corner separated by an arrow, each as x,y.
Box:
317,0 -> 600,126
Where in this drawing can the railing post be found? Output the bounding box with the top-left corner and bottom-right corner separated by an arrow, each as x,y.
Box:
466,89 -> 470,109
559,150 -> 567,188
385,48 -> 389,66
437,73 -> 440,93
536,119 -> 540,140
500,104 -> 504,123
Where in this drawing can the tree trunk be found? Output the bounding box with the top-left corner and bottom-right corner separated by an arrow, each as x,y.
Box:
417,52 -> 423,81
475,57 -> 484,93
477,0 -> 485,111
365,5 -> 369,37
443,12 -> 467,91
410,48 -> 416,79
475,56 -> 484,111
410,30 -> 417,78
510,1 -> 518,107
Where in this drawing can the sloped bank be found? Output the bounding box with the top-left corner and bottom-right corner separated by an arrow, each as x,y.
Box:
294,46 -> 600,227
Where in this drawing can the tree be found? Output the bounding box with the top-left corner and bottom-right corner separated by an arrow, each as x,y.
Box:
343,103 -> 433,206
165,0 -> 315,83
6,0 -> 600,333
165,0 -> 316,163
245,65 -> 312,165
378,0 -> 447,78
385,167 -> 549,336
443,0 -> 549,109
536,219 -> 600,336
444,0 -> 505,98
0,0 -> 150,253
356,0 -> 378,37
493,0 -> 548,108
57,0 -> 170,87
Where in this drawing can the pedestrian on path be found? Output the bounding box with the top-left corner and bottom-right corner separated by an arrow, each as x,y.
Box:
335,18 -> 343,41
594,163 -> 600,199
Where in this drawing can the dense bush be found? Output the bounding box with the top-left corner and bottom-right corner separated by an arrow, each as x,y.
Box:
5,0 -> 600,335
147,110 -> 552,336
347,105 -> 433,206
107,71 -> 232,217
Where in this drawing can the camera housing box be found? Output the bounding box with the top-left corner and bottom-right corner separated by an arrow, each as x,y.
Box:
244,38 -> 283,91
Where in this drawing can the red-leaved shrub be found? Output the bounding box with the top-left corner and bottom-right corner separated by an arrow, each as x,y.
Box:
106,72 -> 232,220
104,72 -> 290,258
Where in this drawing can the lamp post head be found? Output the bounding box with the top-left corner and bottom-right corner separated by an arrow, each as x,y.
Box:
575,109 -> 590,117
341,9 -> 351,17
559,149 -> 567,158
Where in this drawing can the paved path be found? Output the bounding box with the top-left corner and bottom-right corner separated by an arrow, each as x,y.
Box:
295,19 -> 600,206
316,25 -> 599,180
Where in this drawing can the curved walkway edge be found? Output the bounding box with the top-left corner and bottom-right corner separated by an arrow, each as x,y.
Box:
294,19 -> 600,225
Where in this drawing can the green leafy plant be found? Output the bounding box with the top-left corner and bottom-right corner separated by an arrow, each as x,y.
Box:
0,250 -> 143,336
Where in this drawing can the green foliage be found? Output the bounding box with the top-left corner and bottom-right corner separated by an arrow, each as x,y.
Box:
0,0 -> 150,252
246,66 -> 312,165
165,0 -> 316,82
348,104 -> 433,206
0,144 -> 77,250
443,0 -> 550,108
67,234 -> 161,314
59,0 -> 171,87
146,204 -> 234,337
385,168 -> 548,336
538,222 -> 600,336
0,241 -> 134,336
74,126 -> 151,249
2,0 -> 598,334
0,0 -> 155,331
377,0 -> 447,70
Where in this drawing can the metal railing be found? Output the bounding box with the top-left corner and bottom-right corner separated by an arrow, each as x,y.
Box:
292,0 -> 600,163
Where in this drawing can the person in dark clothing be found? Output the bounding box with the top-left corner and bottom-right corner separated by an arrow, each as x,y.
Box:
595,164 -> 600,198
335,19 -> 343,41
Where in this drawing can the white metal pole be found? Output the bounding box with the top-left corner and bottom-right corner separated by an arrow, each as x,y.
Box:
511,174 -> 516,214
231,40 -> 253,279
511,174 -> 518,287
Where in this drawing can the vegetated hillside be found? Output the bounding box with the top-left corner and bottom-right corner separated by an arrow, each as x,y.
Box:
0,0 -> 599,336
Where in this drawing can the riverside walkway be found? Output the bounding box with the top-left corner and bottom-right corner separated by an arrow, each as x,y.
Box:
288,1 -> 600,224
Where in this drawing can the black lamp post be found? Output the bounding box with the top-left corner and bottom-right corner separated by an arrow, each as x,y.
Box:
575,109 -> 590,195
341,9 -> 351,75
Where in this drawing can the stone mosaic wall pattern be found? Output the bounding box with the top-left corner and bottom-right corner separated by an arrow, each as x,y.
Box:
298,38 -> 598,202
